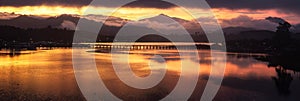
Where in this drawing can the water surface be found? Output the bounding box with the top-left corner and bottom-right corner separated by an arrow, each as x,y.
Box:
0,48 -> 300,101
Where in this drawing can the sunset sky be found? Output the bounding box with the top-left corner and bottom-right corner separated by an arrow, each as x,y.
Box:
0,0 -> 299,29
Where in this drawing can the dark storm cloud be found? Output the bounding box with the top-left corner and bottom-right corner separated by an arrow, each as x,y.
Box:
0,0 -> 92,6
0,0 -> 176,8
206,0 -> 300,14
124,0 -> 175,9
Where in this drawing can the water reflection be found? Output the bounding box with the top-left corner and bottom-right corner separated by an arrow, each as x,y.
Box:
0,49 -> 36,57
272,67 -> 293,95
256,54 -> 300,96
0,48 -> 300,100
0,48 -> 85,100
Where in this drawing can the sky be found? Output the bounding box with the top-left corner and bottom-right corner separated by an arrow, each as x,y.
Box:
0,0 -> 299,29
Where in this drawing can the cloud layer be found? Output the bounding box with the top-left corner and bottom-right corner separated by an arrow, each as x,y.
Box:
0,0 -> 91,7
207,0 -> 300,14
2,0 -> 300,14
0,0 -> 176,8
221,15 -> 278,31
1,0 -> 299,21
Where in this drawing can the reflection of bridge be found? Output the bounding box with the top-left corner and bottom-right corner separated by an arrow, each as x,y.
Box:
80,43 -> 214,50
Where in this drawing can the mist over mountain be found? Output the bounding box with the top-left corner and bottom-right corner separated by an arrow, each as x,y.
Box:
0,13 -> 246,34
292,24 -> 300,33
0,13 -> 206,35
0,14 -> 79,29
136,14 -> 204,35
1,13 -> 300,43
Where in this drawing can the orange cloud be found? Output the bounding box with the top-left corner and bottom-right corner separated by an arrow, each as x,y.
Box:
0,6 -> 86,16
0,5 -> 210,20
0,5 -> 299,24
212,8 -> 300,24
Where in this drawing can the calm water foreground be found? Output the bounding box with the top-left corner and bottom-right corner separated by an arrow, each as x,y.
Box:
0,48 -> 300,101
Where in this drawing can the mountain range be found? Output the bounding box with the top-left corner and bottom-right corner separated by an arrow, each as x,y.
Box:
0,13 -> 300,43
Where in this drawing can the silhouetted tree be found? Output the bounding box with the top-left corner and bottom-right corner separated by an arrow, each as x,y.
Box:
272,22 -> 292,51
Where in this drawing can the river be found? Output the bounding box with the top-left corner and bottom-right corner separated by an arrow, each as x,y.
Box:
0,47 -> 300,101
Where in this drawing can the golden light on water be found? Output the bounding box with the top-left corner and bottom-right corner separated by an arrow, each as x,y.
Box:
0,48 -> 287,100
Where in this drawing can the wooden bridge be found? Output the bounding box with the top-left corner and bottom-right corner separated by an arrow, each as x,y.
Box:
80,42 -> 213,50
